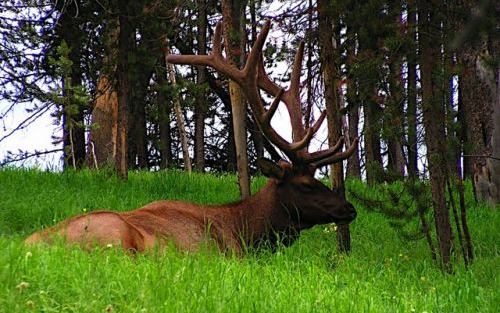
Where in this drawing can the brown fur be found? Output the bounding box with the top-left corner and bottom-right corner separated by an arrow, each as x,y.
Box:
25,160 -> 356,254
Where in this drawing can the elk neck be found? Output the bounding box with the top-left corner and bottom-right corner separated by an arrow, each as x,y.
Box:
219,179 -> 303,247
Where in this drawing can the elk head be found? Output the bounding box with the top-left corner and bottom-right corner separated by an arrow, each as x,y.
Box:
167,20 -> 358,228
258,158 -> 356,227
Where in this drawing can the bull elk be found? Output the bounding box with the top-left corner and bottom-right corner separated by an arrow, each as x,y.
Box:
25,20 -> 358,254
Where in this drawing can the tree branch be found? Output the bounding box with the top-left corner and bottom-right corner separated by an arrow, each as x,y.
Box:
1,148 -> 62,167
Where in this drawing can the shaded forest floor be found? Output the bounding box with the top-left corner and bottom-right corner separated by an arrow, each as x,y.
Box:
0,169 -> 498,312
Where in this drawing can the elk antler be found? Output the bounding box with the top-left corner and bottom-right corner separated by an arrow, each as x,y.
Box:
167,20 -> 358,168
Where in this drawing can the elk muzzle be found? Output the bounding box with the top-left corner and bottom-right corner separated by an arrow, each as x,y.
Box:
334,203 -> 357,225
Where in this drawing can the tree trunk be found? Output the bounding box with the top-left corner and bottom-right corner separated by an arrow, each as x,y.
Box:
406,3 -> 419,179
247,0 -> 264,163
206,75 -> 237,171
345,17 -> 361,179
88,17 -> 119,170
345,80 -> 361,179
128,79 -> 149,170
485,68 -> 500,204
115,4 -> 132,179
318,3 -> 343,188
381,3 -> 406,179
364,99 -> 383,184
157,64 -> 172,170
128,60 -> 151,169
318,0 -> 351,253
194,0 -> 208,172
358,36 -> 383,184
386,46 -> 406,178
456,31 -> 495,183
222,0 -> 250,199
165,46 -> 192,173
127,10 -> 168,170
248,112 -> 265,161
419,1 -> 453,272
346,100 -> 361,179
354,1 -> 384,184
89,75 -> 118,169
459,49 -> 496,203
58,2 -> 86,169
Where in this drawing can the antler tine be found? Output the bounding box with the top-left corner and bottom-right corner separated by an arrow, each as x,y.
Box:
255,41 -> 318,156
289,41 -> 304,100
255,42 -> 312,150
166,23 -> 244,83
309,110 -> 327,135
243,20 -> 271,79
305,136 -> 345,163
257,56 -> 282,96
262,88 -> 284,125
284,110 -> 327,152
311,137 -> 359,168
287,41 -> 308,144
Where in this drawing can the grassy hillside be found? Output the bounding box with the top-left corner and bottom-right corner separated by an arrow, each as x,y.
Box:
0,169 -> 498,312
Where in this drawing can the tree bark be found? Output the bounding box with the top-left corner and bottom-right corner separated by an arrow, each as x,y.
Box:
406,3 -> 419,179
318,0 -> 351,253
128,61 -> 152,169
89,75 -> 118,170
357,32 -> 383,184
194,0 -> 208,172
127,6 -> 169,170
345,13 -> 361,179
165,46 -> 192,173
222,0 -> 251,199
485,68 -> 500,204
88,16 -> 120,170
354,1 -> 384,184
459,49 -> 496,201
115,3 -> 132,179
128,72 -> 150,170
346,100 -> 361,179
157,63 -> 172,169
386,40 -> 406,178
58,1 -> 86,169
364,99 -> 383,184
419,1 -> 453,272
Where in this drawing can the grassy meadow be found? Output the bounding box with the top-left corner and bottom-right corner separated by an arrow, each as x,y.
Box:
0,168 -> 498,313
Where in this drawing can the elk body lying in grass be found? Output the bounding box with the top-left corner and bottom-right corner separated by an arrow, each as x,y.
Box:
25,20 -> 358,254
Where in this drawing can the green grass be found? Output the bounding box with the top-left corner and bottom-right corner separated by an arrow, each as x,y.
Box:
0,169 -> 498,313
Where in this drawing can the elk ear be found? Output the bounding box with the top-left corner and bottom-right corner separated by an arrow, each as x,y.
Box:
258,158 -> 285,180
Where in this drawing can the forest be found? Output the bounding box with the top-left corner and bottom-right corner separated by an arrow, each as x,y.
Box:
0,0 -> 499,274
